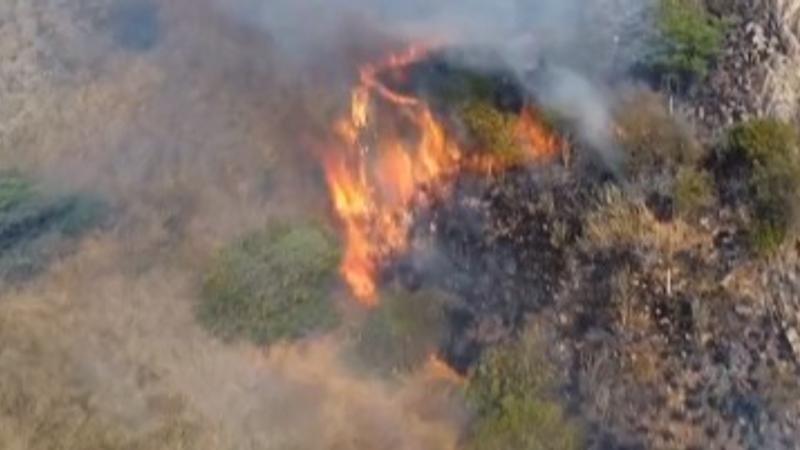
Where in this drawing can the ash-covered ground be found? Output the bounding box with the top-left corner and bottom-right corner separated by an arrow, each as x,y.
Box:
362,46 -> 800,448
409,156 -> 800,449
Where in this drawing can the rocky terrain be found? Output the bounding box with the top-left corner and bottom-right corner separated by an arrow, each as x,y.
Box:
694,0 -> 800,129
700,0 -> 800,373
404,149 -> 800,448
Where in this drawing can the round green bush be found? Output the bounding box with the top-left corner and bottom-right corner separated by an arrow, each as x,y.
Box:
199,222 -> 341,345
646,0 -> 726,86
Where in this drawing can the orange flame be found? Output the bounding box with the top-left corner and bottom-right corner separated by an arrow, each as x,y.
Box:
516,108 -> 566,162
323,45 -> 564,306
425,354 -> 466,385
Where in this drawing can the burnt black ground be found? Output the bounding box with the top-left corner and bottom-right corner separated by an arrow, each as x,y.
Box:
381,131 -> 800,448
409,167 -> 586,371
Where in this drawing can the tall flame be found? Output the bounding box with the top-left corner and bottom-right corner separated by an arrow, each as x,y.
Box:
323,45 -> 565,306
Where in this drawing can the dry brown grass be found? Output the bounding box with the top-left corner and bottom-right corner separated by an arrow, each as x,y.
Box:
584,186 -> 708,254
0,299 -> 226,450
609,268 -> 651,333
0,2 -> 476,449
0,228 -> 465,450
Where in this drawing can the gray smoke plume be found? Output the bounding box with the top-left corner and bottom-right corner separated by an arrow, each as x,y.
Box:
213,0 -> 654,168
214,0 -> 648,68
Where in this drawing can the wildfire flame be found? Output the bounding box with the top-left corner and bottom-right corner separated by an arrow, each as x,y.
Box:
323,45 -> 565,306
425,354 -> 467,385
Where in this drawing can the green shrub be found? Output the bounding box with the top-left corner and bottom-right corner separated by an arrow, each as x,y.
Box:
646,0 -> 726,86
727,119 -> 799,162
352,288 -> 447,374
199,222 -> 341,345
751,220 -> 787,255
674,167 -> 714,218
0,173 -> 106,282
465,329 -> 584,450
0,175 -> 34,211
459,100 -> 526,165
725,119 -> 800,254
615,89 -> 703,177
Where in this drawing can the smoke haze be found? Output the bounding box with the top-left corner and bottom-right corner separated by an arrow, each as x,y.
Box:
210,0 -> 651,165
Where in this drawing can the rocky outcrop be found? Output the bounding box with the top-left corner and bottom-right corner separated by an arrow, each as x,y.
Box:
765,253 -> 800,363
693,0 -> 800,130
762,0 -> 800,121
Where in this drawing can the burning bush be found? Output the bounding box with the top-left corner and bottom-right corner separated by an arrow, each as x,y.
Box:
465,327 -> 583,450
0,173 -> 106,284
351,288 -> 447,375
323,46 -> 565,304
459,100 -> 526,165
199,222 -> 341,345
723,118 -> 800,254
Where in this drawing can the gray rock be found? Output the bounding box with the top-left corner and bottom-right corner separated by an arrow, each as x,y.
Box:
786,327 -> 800,361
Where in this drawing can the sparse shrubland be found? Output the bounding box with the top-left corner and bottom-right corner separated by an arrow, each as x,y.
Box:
723,118 -> 800,254
615,89 -> 703,177
673,166 -> 715,218
4,1 -> 800,449
585,188 -> 656,249
585,184 -> 707,258
199,222 -> 341,345
352,288 -> 447,374
614,89 -> 715,221
464,327 -> 583,450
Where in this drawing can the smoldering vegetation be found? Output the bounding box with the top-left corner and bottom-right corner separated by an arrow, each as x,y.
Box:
1,0 -> 800,449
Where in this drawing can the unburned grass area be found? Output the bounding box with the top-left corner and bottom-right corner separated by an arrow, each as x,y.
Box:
464,327 -> 584,450
198,221 -> 342,345
348,287 -> 449,375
